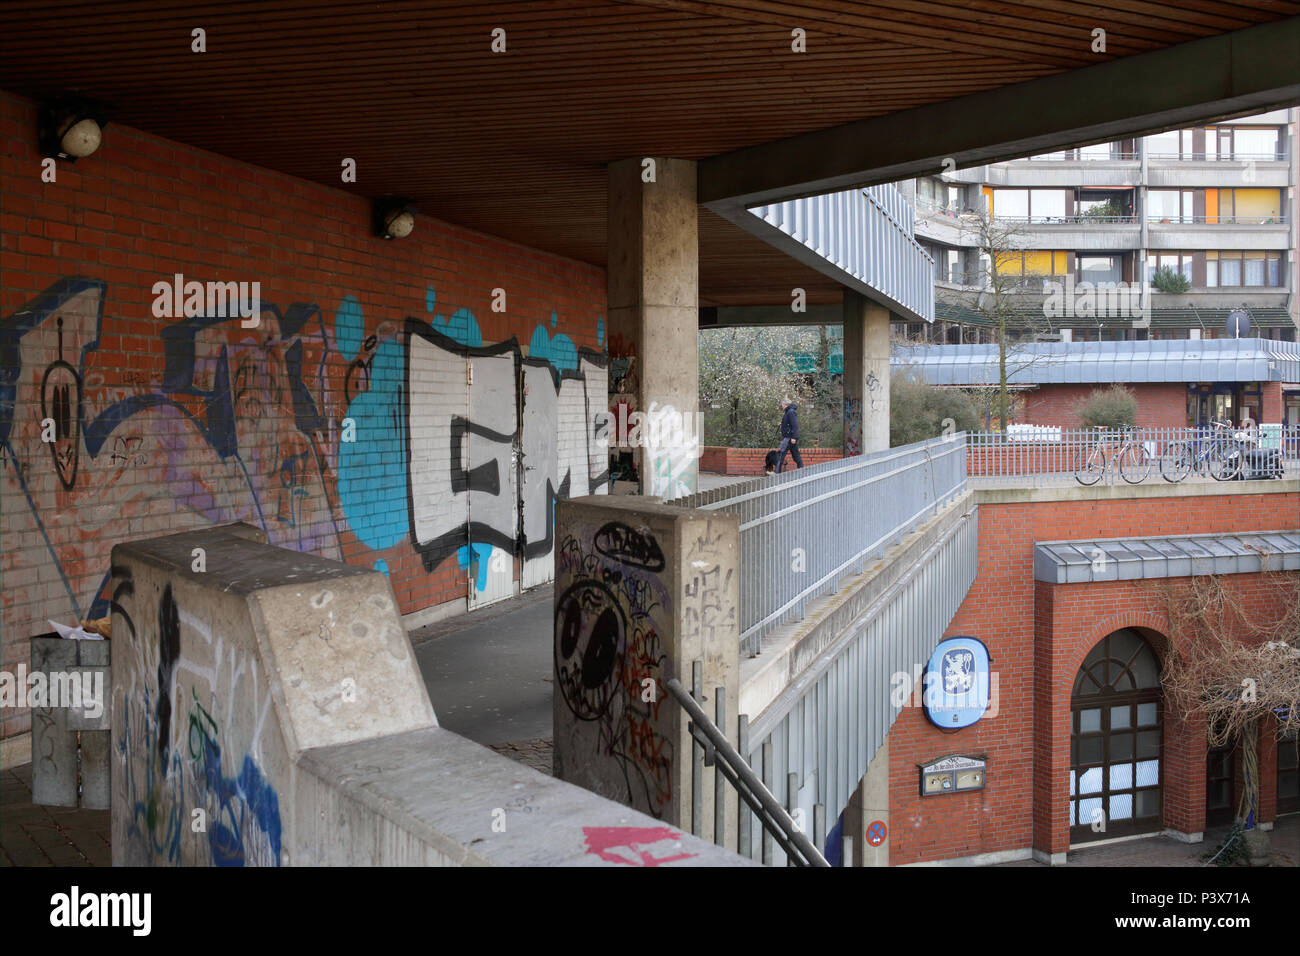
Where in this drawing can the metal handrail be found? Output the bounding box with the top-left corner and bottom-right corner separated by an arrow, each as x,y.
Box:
665,676 -> 830,867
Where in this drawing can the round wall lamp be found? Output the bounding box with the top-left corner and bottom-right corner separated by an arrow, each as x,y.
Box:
38,97 -> 110,161
373,198 -> 416,240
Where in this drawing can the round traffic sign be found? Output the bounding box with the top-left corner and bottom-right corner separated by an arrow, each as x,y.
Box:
866,820 -> 887,846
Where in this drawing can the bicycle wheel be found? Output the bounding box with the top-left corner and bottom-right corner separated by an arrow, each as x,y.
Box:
1119,440 -> 1152,484
1208,442 -> 1241,481
1075,444 -> 1106,485
1161,442 -> 1192,483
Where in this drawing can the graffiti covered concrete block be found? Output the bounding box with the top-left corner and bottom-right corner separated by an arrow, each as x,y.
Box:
110,524 -> 435,866
553,496 -> 739,844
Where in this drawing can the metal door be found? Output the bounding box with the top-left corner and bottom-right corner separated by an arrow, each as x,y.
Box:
465,352 -> 518,608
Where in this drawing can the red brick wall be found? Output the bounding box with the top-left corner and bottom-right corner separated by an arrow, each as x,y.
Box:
698,445 -> 843,475
1021,383 -> 1187,428
0,91 -> 607,740
888,491 -> 1298,865
1262,382 -> 1284,423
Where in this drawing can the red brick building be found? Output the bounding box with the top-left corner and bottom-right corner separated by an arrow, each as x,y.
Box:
885,486 -> 1298,865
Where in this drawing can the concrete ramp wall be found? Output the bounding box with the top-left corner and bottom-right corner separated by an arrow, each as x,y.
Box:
111,524 -> 745,866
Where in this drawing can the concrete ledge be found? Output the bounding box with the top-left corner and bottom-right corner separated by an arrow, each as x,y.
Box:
903,846 -> 1034,867
1032,848 -> 1068,866
1163,828 -> 1205,844
974,478 -> 1298,504
741,489 -> 975,721
296,727 -> 752,866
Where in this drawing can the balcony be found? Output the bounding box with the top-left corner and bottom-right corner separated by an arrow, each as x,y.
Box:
982,157 -> 1141,188
1147,153 -> 1291,188
989,214 -> 1141,251
1148,216 -> 1290,251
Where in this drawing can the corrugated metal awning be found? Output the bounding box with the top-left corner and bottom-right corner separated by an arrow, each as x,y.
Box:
1034,531 -> 1299,583
895,338 -> 1300,385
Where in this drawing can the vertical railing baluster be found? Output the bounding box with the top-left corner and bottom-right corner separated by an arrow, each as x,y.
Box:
761,741 -> 773,866
786,772 -> 799,867
691,661 -> 703,838
738,714 -> 751,859
714,687 -> 726,847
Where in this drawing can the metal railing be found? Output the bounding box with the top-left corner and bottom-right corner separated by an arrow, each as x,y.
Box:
666,666 -> 830,867
668,434 -> 968,658
1146,151 -> 1288,163
993,214 -> 1137,225
968,424 -> 1300,487
1019,150 -> 1140,162
1148,215 -> 1287,225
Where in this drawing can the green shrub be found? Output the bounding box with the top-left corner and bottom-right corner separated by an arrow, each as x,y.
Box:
1075,384 -> 1137,429
1151,265 -> 1191,294
890,377 -> 980,446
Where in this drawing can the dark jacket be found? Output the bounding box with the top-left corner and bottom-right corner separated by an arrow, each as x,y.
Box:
780,404 -> 799,440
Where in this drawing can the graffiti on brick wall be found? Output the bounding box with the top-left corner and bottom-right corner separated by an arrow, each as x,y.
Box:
1,278 -> 608,637
555,522 -> 674,816
113,571 -> 282,866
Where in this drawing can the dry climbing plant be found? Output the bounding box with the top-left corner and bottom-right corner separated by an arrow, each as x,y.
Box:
1157,569 -> 1299,826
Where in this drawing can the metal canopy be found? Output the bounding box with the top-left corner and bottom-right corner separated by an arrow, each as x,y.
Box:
893,338 -> 1300,385
1034,531 -> 1300,583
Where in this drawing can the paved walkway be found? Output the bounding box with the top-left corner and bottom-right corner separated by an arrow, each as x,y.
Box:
410,587 -> 554,747
0,763 -> 110,867
996,815 -> 1298,867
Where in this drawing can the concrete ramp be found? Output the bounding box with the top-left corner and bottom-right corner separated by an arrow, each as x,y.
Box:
111,524 -> 745,866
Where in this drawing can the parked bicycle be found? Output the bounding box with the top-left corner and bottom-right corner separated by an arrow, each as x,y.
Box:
1075,425 -> 1152,485
1159,420 -> 1241,483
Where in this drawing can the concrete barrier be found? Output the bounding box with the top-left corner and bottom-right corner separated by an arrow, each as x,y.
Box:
110,523 -> 746,866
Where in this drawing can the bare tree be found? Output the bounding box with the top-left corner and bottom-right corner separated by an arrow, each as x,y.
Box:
1159,571 -> 1299,842
953,209 -> 1062,432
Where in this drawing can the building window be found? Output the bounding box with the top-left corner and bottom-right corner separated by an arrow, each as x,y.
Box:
1207,126 -> 1283,161
1079,256 -> 1122,284
1206,251 -> 1283,287
1148,190 -> 1196,223
1146,253 -> 1194,283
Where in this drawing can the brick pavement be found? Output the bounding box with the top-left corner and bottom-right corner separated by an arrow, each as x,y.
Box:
0,763 -> 110,866
997,815 -> 1298,867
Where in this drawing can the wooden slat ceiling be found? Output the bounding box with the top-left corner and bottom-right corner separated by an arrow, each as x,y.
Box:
1,0 -> 1295,306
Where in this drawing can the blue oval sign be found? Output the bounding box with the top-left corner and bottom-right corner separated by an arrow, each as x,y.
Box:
924,637 -> 991,729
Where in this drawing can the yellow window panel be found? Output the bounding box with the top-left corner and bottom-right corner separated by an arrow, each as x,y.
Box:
1232,188 -> 1281,219
1023,251 -> 1053,275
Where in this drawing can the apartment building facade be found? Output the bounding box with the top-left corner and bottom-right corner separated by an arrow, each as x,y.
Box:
895,109 -> 1299,428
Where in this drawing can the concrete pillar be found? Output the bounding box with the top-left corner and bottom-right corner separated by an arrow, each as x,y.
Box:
553,496 -> 739,845
606,157 -> 699,497
842,289 -> 891,454
844,740 -> 890,866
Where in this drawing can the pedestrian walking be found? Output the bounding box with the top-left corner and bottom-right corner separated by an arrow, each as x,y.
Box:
775,396 -> 804,472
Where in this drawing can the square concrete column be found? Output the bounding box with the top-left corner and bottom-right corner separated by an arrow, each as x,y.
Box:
607,157 -> 699,497
553,496 -> 739,844
842,290 -> 891,454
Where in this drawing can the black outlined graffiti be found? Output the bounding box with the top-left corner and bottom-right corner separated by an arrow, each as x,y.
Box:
405,321 -> 609,573
594,521 -> 666,572
40,316 -> 82,490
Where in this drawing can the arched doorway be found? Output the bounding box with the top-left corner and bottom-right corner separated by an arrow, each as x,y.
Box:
1070,629 -> 1163,844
